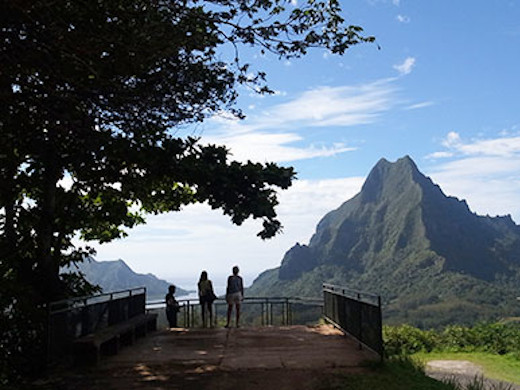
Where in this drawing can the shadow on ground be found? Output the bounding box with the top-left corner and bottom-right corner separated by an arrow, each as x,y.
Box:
42,325 -> 379,390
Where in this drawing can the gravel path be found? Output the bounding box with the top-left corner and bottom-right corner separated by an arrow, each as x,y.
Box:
425,360 -> 520,390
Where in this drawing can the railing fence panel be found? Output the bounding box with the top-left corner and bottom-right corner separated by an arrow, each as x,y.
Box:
322,283 -> 383,359
47,287 -> 147,362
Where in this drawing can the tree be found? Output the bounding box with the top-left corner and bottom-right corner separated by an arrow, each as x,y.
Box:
0,0 -> 373,380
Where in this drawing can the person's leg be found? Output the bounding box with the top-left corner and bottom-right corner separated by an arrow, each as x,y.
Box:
167,310 -> 177,328
235,303 -> 240,327
226,304 -> 232,327
208,303 -> 213,327
201,302 -> 206,328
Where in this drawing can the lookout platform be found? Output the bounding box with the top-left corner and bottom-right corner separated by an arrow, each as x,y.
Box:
54,324 -> 379,390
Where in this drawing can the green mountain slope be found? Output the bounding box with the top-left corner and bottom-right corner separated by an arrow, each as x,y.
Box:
63,258 -> 192,300
248,156 -> 520,327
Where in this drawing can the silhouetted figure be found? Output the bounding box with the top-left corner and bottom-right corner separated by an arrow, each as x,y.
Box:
198,271 -> 216,327
165,285 -> 180,328
225,266 -> 244,328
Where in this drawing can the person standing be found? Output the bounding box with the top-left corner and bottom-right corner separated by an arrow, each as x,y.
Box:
225,266 -> 244,328
165,285 -> 180,328
198,271 -> 216,328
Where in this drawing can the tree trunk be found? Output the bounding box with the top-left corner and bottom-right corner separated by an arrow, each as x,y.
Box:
36,136 -> 62,303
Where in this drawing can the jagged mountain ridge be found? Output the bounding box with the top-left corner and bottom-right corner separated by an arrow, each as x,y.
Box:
248,156 -> 520,327
63,258 -> 192,300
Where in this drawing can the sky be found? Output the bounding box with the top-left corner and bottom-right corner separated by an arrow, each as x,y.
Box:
89,0 -> 520,292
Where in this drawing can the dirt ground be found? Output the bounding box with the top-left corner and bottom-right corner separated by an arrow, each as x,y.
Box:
40,325 -> 379,390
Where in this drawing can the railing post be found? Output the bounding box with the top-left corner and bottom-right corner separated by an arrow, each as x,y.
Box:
378,295 -> 383,361
284,298 -> 288,326
191,300 -> 195,328
357,293 -> 362,350
187,300 -> 190,328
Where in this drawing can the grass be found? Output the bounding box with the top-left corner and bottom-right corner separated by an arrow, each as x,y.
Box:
314,357 -> 458,390
413,351 -> 520,385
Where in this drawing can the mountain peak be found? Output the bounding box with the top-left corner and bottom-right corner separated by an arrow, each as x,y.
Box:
372,155 -> 416,170
360,155 -> 421,203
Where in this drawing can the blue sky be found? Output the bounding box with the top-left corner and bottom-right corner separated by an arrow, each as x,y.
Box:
90,0 -> 520,292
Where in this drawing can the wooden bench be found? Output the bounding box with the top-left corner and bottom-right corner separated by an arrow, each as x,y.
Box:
73,312 -> 158,365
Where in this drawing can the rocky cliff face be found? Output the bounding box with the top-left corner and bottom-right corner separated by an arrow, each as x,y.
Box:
249,156 -> 520,327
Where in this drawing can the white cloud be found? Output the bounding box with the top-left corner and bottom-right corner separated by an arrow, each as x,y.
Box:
428,156 -> 520,223
425,151 -> 453,159
438,131 -> 520,157
207,131 -> 356,163
442,131 -> 462,148
426,131 -> 520,224
396,14 -> 410,23
393,57 -> 416,75
274,83 -> 395,124
457,137 -> 520,156
498,125 -> 519,136
202,80 -> 397,163
405,101 -> 434,110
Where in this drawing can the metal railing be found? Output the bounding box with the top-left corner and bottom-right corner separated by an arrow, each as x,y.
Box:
47,287 -> 147,362
146,296 -> 323,328
322,283 -> 383,359
46,285 -> 382,363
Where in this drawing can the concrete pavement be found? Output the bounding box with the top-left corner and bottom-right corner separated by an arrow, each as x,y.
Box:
54,325 -> 380,390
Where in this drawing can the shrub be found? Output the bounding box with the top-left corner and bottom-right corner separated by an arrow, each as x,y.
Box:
384,322 -> 520,359
471,322 -> 520,355
441,325 -> 479,352
383,324 -> 438,356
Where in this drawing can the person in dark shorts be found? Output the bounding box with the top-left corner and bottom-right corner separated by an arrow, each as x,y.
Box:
198,270 -> 216,327
165,285 -> 180,328
225,266 -> 244,328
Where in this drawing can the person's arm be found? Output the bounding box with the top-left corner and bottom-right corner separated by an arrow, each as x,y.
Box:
226,276 -> 232,294
240,276 -> 244,296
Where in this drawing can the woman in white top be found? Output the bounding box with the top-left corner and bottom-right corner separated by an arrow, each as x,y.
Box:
225,266 -> 243,328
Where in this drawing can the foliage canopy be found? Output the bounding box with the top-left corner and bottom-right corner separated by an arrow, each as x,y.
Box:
1,0 -> 373,301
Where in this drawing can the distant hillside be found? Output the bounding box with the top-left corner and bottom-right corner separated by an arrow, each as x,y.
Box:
63,258 -> 192,300
249,156 -> 520,328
